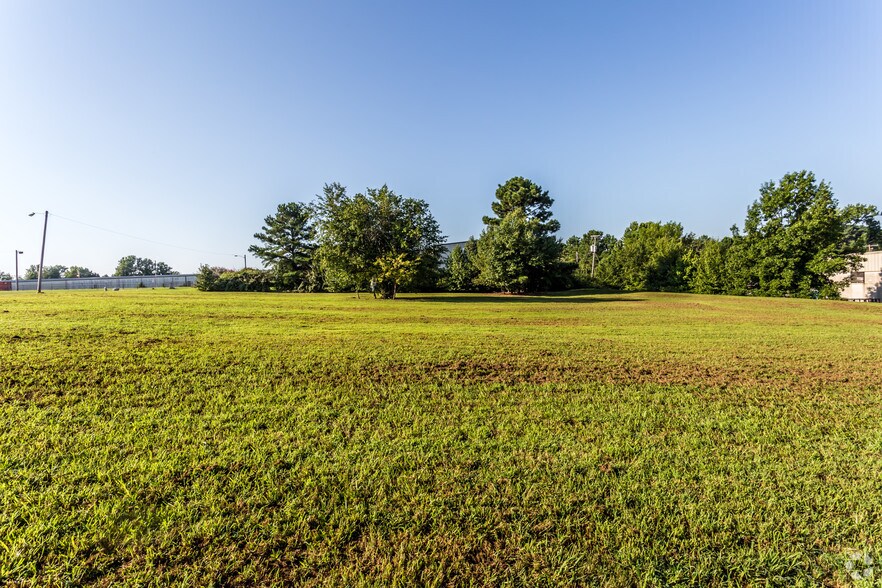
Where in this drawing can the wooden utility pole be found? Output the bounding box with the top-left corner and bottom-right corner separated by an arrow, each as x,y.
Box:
37,211 -> 48,294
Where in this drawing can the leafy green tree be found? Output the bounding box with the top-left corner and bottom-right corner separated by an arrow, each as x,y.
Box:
315,183 -> 445,298
137,258 -> 157,275
214,269 -> 274,292
740,171 -> 874,297
249,202 -> 316,291
483,176 -> 560,234
475,210 -> 563,293
598,221 -> 688,291
374,253 -> 418,299
476,177 -> 563,292
114,256 -> 174,276
840,203 -> 881,252
64,266 -> 99,278
24,264 -> 67,279
155,262 -> 177,275
443,238 -> 480,291
475,210 -> 537,292
313,183 -> 368,292
195,264 -> 223,291
686,236 -> 730,294
0,271 -> 11,281
114,256 -> 137,276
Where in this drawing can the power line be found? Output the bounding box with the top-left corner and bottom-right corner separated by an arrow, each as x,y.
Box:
49,212 -> 239,258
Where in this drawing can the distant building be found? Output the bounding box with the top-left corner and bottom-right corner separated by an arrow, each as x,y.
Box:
440,241 -> 469,260
0,274 -> 197,291
839,249 -> 882,301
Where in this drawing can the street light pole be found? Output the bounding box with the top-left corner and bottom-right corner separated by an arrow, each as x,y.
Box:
28,211 -> 48,294
235,254 -> 247,269
14,250 -> 23,291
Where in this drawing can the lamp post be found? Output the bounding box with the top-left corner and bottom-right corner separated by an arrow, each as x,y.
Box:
28,211 -> 48,294
235,254 -> 247,269
14,250 -> 23,291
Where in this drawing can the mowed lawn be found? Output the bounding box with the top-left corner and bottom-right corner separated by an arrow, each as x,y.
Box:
1,289 -> 881,586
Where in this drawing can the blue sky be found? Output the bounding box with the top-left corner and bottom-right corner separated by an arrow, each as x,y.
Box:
1,1 -> 880,275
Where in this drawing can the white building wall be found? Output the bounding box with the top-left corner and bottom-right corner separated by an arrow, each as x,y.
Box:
7,274 -> 197,291
838,251 -> 882,300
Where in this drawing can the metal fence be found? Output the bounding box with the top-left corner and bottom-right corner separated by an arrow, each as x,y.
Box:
2,274 -> 197,291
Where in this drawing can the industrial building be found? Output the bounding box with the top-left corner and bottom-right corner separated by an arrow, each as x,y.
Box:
839,250 -> 882,301
0,274 -> 196,291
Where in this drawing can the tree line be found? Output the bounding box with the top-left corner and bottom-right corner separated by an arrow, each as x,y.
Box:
584,171 -> 879,297
198,184 -> 444,298
2,256 -> 177,281
196,170 -> 879,298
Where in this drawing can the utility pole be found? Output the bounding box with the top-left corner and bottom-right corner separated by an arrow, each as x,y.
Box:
28,211 -> 48,294
590,233 -> 599,279
14,250 -> 23,291
235,253 -> 247,269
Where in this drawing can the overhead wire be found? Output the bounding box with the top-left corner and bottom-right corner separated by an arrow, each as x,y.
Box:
48,212 -> 239,258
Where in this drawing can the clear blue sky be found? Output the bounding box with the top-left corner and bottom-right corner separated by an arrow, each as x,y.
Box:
1,0 -> 880,275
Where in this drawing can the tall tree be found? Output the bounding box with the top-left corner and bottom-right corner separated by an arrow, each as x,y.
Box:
740,171 -> 873,297
476,177 -> 562,292
443,238 -> 480,292
136,258 -> 157,275
840,203 -> 881,252
475,210 -> 562,293
64,266 -> 99,278
314,183 -> 445,298
483,176 -> 560,234
24,264 -> 67,279
598,221 -> 688,291
154,261 -> 177,275
684,236 -> 734,295
249,202 -> 316,290
114,256 -> 174,276
114,256 -> 137,277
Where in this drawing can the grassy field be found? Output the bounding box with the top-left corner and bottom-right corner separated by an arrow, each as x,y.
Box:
1,289 -> 881,586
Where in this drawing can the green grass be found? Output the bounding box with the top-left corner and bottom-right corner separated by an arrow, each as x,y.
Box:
2,289 -> 882,586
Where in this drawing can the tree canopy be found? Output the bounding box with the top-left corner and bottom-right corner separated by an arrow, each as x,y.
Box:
114,256 -> 175,277
443,239 -> 480,292
24,265 -> 67,280
219,170 -> 878,299
475,177 -> 562,293
22,265 -> 99,279
739,170 -> 874,297
248,201 -> 316,290
64,266 -> 99,278
314,183 -> 445,298
598,221 -> 689,291
483,176 -> 560,234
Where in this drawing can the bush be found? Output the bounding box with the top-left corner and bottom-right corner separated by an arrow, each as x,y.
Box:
196,265 -> 225,291
214,269 -> 274,292
197,265 -> 298,292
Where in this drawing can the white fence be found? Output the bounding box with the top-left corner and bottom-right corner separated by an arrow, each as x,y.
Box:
2,274 -> 197,291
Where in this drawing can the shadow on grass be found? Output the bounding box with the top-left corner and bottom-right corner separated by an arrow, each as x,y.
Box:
403,289 -> 644,304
